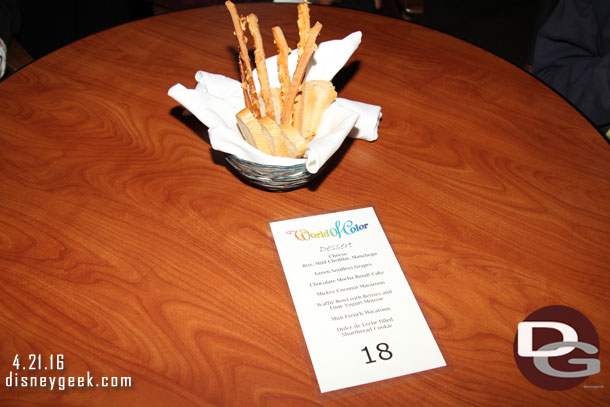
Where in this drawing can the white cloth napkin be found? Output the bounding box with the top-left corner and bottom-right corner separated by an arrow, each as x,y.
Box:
168,31 -> 381,173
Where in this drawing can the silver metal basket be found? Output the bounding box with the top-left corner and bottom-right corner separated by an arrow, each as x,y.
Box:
225,154 -> 318,191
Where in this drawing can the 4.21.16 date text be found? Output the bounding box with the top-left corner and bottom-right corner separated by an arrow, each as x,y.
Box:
12,354 -> 64,371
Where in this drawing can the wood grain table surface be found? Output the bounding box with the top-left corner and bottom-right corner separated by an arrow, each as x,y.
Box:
0,4 -> 608,406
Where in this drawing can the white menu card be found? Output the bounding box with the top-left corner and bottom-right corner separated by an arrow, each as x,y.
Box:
270,207 -> 446,393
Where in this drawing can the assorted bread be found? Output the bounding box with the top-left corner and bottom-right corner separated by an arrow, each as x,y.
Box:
225,0 -> 337,158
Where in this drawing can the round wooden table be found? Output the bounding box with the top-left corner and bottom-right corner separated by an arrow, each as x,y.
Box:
0,4 -> 608,406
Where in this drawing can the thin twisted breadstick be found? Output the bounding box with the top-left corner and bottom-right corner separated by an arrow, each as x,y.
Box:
247,13 -> 274,120
238,59 -> 252,112
281,22 -> 322,125
297,1 -> 310,58
292,93 -> 303,132
272,26 -> 291,111
225,1 -> 260,117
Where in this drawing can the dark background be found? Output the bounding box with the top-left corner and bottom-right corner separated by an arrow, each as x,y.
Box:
1,0 -> 559,75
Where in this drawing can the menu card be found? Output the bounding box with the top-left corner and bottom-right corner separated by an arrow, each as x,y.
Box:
270,207 -> 446,393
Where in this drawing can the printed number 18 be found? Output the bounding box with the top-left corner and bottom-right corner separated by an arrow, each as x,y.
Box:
361,343 -> 393,364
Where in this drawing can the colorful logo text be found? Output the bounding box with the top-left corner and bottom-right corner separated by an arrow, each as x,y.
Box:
287,220 -> 369,241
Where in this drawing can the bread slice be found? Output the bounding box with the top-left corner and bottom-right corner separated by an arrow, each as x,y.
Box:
279,124 -> 308,158
259,116 -> 288,157
301,80 -> 337,142
236,108 -> 272,155
258,89 -> 283,125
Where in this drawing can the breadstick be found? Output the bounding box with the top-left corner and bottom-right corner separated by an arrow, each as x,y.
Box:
292,93 -> 303,132
238,59 -> 252,112
225,1 -> 260,117
272,26 -> 291,109
297,0 -> 310,58
247,13 -> 274,120
281,21 -> 322,125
